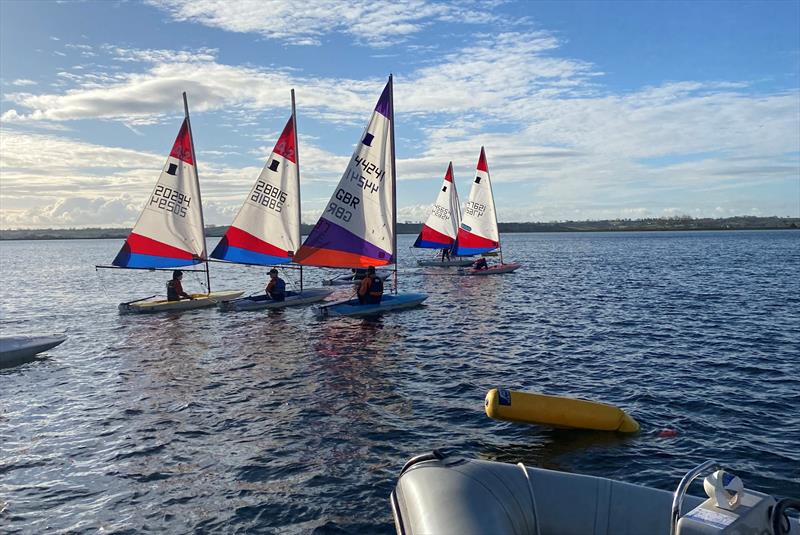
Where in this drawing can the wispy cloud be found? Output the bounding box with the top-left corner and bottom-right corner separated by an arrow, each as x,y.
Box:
10,79 -> 38,87
146,0 -> 502,47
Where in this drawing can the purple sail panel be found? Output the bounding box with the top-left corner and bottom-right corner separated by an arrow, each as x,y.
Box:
303,218 -> 392,261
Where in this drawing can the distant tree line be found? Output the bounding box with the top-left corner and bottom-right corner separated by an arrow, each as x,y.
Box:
0,216 -> 797,241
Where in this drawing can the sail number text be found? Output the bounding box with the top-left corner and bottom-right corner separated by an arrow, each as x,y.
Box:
432,204 -> 450,220
251,181 -> 288,213
465,201 -> 486,218
346,156 -> 385,194
151,185 -> 191,217
327,188 -> 360,223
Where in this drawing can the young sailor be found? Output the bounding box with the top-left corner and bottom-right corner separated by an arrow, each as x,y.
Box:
357,266 -> 384,305
167,270 -> 193,301
473,257 -> 489,270
265,268 -> 286,302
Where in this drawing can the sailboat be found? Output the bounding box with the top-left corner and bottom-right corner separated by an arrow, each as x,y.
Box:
99,92 -> 243,313
454,147 -> 520,275
209,90 -> 333,311
293,75 -> 428,318
414,162 -> 473,267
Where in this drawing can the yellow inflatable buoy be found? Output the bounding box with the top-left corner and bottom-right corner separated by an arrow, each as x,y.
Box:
485,388 -> 640,433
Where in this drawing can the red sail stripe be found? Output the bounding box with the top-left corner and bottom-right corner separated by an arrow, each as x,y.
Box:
444,162 -> 454,183
126,232 -> 195,259
224,226 -> 288,257
456,228 -> 498,249
420,225 -> 454,245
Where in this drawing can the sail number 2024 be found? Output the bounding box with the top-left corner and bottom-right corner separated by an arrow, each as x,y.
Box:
327,188 -> 360,223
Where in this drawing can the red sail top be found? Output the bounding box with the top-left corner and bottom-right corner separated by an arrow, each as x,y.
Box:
169,119 -> 194,165
273,116 -> 297,163
476,146 -> 488,172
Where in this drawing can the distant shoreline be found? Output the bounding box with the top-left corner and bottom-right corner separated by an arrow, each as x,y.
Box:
1,216 -> 797,241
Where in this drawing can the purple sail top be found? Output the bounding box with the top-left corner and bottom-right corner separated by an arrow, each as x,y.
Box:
374,78 -> 392,119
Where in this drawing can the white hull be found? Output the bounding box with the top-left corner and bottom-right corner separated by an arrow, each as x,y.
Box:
417,257 -> 474,267
219,287 -> 334,311
322,270 -> 391,286
0,334 -> 67,367
119,290 -> 244,314
314,293 -> 427,318
461,262 -> 521,275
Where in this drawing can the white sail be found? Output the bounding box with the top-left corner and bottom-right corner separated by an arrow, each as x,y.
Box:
113,118 -> 206,268
454,147 -> 499,255
210,115 -> 300,264
295,79 -> 395,267
414,162 -> 460,249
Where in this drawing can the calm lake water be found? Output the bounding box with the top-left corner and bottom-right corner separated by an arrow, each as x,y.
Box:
1,231 -> 799,533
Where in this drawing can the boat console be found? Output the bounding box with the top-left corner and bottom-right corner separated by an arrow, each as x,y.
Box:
673,460 -> 800,535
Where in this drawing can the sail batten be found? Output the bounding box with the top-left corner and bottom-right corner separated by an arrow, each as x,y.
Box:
294,79 -> 395,268
112,118 -> 206,268
210,115 -> 300,265
454,147 -> 499,256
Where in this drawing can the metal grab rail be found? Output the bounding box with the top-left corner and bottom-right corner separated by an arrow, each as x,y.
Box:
670,460 -> 722,535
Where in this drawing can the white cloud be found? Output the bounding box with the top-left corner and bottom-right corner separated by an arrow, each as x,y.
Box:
0,195 -> 142,228
146,0 -> 501,48
10,79 -> 38,87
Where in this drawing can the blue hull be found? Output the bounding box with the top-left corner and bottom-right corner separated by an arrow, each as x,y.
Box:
314,293 -> 428,318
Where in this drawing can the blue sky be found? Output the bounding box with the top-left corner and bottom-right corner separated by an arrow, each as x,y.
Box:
1,0 -> 798,228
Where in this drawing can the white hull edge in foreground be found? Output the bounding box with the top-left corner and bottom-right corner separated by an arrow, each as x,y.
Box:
461,262 -> 521,275
0,334 -> 67,367
391,453 -> 800,535
323,269 -> 391,286
417,258 -> 474,267
314,293 -> 427,318
119,290 -> 244,314
219,287 -> 334,311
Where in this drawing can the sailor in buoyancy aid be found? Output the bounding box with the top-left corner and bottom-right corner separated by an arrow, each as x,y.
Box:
473,257 -> 489,270
167,270 -> 193,301
266,268 -> 286,302
358,266 -> 383,305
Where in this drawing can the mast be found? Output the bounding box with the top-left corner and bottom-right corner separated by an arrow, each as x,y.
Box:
183,91 -> 212,293
292,88 -> 303,292
483,146 -> 503,265
389,74 -> 398,294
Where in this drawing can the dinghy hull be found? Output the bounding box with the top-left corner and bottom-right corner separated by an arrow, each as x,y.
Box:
461,262 -> 520,275
219,287 -> 334,311
417,258 -> 474,267
314,292 -> 427,318
0,335 -> 67,367
119,290 -> 244,314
